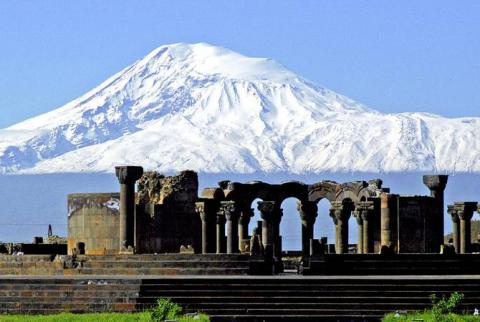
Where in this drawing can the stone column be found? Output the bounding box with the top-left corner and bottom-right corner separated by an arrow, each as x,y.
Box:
455,202 -> 477,254
360,201 -> 374,253
257,201 -> 277,248
216,211 -> 226,254
239,208 -> 254,247
423,175 -> 449,252
330,200 -> 353,254
221,201 -> 241,254
447,205 -> 460,253
380,193 -> 398,249
297,201 -> 318,257
272,208 -> 283,260
353,209 -> 363,254
115,166 -> 143,252
195,199 -> 218,254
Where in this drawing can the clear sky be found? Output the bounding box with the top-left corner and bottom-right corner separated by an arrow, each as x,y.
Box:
0,1 -> 479,128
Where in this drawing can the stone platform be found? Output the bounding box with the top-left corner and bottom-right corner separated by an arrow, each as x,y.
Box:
1,275 -> 480,321
0,254 -> 252,276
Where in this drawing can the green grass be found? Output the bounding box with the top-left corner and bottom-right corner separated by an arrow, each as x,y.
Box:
0,312 -> 152,322
383,312 -> 480,322
0,312 -> 210,322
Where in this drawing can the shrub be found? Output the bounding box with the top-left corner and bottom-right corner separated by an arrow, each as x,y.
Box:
431,292 -> 464,321
150,298 -> 183,321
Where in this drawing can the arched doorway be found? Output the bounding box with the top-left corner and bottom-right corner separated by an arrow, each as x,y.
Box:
279,197 -> 303,252
314,198 -> 335,253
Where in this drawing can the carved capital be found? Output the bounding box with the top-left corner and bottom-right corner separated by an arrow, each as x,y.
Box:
356,201 -> 374,222
115,166 -> 144,185
297,201 -> 318,224
195,200 -> 217,223
423,175 -> 448,192
331,200 -> 353,223
454,202 -> 477,221
447,205 -> 459,223
220,201 -> 240,221
257,201 -> 279,222
353,210 -> 363,225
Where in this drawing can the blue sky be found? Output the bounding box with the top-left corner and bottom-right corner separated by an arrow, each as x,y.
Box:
0,1 -> 479,128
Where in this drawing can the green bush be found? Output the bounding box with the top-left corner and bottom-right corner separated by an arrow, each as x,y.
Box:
383,292 -> 470,322
431,292 -> 464,321
150,298 -> 183,321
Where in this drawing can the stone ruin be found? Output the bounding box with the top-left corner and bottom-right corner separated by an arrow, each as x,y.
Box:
68,169 -> 200,255
66,166 -> 461,259
135,170 -> 200,254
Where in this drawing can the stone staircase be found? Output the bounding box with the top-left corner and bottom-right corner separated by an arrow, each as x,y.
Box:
0,255 -> 62,275
74,254 -> 251,275
302,253 -> 480,275
0,254 -> 252,276
2,276 -> 480,321
0,276 -> 480,321
0,277 -> 141,315
136,276 -> 480,321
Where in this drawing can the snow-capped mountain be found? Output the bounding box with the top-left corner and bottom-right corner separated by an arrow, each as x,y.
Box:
1,42 -> 479,174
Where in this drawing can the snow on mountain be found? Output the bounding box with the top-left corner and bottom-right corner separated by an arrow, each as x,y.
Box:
1,42 -> 479,174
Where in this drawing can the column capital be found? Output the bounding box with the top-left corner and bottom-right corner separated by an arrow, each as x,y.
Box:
356,201 -> 374,221
195,199 -> 218,222
353,210 -> 363,225
447,204 -> 459,223
331,200 -> 354,222
220,200 -> 241,221
239,208 -> 254,223
115,166 -> 144,185
257,201 -> 277,220
454,202 -> 477,220
297,201 -> 318,224
423,175 -> 448,193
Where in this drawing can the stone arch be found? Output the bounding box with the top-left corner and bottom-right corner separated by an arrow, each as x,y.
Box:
335,181 -> 369,203
308,181 -> 338,203
276,181 -> 309,205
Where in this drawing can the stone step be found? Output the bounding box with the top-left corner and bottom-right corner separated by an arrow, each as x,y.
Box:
210,314 -> 383,321
0,297 -> 138,304
75,267 -> 249,275
77,254 -> 250,261
0,278 -> 140,285
185,308 -> 395,316
140,289 -> 480,296
0,276 -> 478,319
135,295 -> 480,304
169,302 -> 433,310
0,290 -> 140,299
137,280 -> 480,291
81,260 -> 249,269
0,255 -> 55,262
0,303 -> 137,311
0,284 -> 140,291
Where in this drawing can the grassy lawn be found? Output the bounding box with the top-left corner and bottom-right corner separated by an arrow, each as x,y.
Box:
383,312 -> 480,322
0,312 -> 210,322
0,312 -> 152,322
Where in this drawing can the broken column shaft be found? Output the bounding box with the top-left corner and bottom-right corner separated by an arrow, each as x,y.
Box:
115,166 -> 143,252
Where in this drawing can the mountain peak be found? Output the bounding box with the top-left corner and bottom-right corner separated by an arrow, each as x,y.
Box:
141,42 -> 298,82
0,43 -> 479,174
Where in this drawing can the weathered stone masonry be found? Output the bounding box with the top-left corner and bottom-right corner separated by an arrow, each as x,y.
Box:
68,167 -> 456,258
